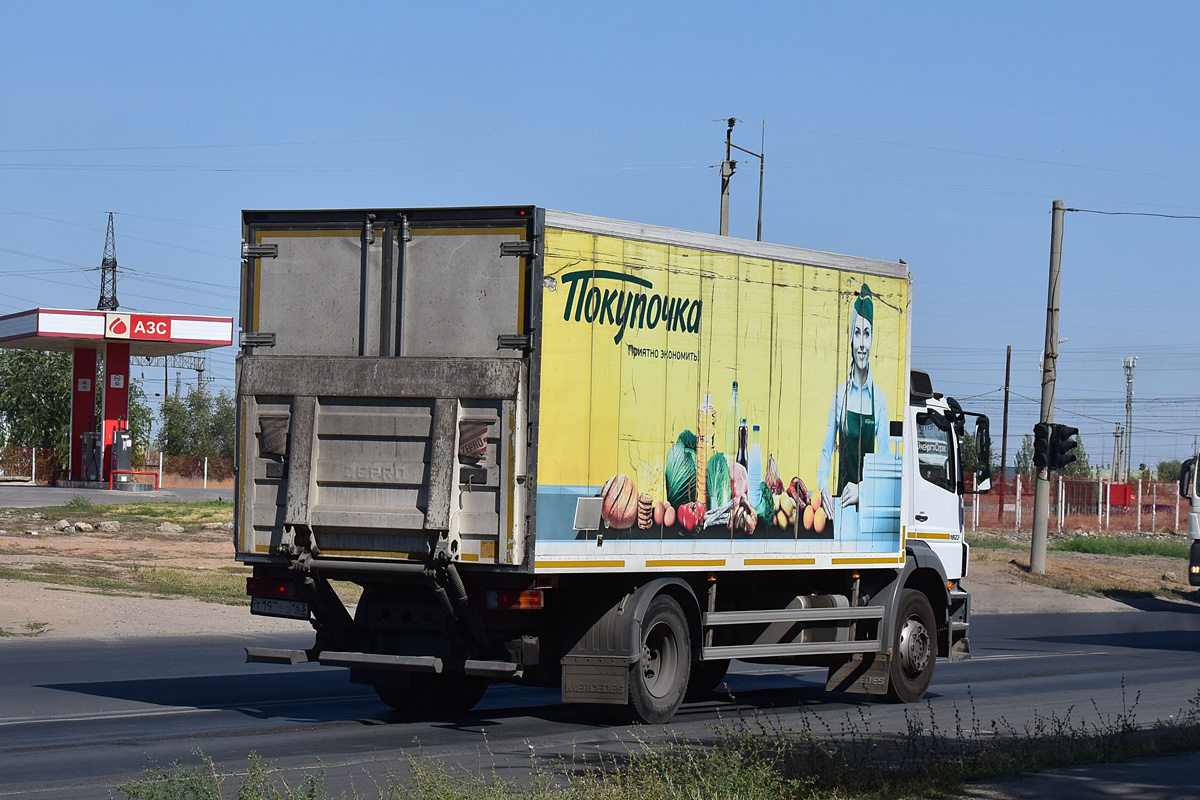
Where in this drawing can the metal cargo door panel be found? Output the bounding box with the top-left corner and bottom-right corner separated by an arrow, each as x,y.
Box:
238,357 -> 528,567
399,229 -> 526,358
253,230 -> 385,356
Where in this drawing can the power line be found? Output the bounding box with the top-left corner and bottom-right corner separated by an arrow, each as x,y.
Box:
1066,207 -> 1200,220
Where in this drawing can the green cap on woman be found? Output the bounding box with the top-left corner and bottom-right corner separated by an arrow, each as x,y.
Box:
853,283 -> 873,323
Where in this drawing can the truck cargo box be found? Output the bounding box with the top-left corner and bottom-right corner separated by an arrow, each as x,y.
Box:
237,207 -> 911,575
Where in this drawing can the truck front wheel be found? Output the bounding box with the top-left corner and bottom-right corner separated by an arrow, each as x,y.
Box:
885,589 -> 936,703
629,595 -> 691,724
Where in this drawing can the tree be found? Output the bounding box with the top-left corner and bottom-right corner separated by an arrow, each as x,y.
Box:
1058,433 -> 1092,477
158,385 -> 234,458
1015,433 -> 1034,476
1157,460 -> 1182,482
127,380 -> 154,467
961,430 -> 999,475
0,350 -> 156,471
0,350 -> 72,465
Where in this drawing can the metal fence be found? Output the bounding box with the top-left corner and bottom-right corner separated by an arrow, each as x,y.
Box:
0,446 -> 60,485
964,474 -> 1185,534
0,446 -> 233,489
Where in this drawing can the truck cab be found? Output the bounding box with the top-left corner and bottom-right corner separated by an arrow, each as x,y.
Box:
1180,454 -> 1200,585
906,369 -> 992,583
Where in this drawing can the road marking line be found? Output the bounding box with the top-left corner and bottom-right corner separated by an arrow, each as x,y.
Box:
0,693 -> 373,727
969,650 -> 1109,662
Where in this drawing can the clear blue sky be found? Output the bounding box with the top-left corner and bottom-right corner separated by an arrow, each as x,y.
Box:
2,2 -> 1197,469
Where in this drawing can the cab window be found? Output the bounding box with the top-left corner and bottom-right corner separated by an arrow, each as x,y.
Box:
917,416 -> 956,493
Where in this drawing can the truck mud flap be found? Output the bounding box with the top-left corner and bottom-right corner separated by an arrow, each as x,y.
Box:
826,653 -> 890,695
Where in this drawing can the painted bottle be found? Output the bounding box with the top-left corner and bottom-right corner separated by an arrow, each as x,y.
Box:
748,424 -> 763,492
737,418 -> 749,471
697,392 -> 715,505
725,381 -> 741,461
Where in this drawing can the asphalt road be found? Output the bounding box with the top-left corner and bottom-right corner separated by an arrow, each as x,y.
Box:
0,484 -> 230,507
3,607 -> 1199,799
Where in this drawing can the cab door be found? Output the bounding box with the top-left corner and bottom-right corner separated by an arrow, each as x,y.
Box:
907,404 -> 966,577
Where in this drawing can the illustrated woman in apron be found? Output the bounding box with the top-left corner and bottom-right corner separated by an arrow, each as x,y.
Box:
818,283 -> 890,539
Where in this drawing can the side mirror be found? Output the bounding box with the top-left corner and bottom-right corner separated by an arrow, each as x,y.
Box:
974,416 -> 993,492
1182,457 -> 1195,500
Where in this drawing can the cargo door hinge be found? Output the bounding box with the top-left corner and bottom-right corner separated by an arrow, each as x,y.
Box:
497,334 -> 533,352
499,240 -> 535,258
242,243 -> 279,260
240,332 -> 277,348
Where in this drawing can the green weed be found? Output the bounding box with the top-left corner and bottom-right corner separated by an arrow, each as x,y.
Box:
965,533 -> 1023,550
113,685 -> 1200,800
65,494 -> 95,510
0,620 -> 49,637
1050,536 -> 1189,559
0,499 -> 233,527
0,561 -> 249,605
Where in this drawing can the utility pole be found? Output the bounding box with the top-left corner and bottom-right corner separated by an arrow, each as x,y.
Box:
1031,200 -> 1064,575
718,118 -> 766,240
1112,424 -> 1123,482
998,344 -> 1011,522
97,212 -> 120,311
1122,357 -> 1137,482
719,118 -> 736,236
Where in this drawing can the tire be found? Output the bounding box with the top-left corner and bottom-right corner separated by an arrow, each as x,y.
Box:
374,672 -> 489,716
686,658 -> 730,700
629,595 -> 691,724
885,589 -> 936,703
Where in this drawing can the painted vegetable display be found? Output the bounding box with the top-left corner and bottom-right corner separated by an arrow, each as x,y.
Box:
677,501 -> 706,533
787,476 -> 810,510
764,456 -> 784,494
730,496 -> 758,536
665,430 -> 699,508
637,493 -> 655,530
729,462 -> 749,502
753,481 -> 774,525
706,452 -> 732,508
600,473 -> 638,529
774,491 -> 798,529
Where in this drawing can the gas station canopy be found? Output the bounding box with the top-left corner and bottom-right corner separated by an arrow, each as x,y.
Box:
0,308 -> 234,483
0,308 -> 233,356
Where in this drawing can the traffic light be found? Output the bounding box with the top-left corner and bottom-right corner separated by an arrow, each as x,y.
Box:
1033,422 -> 1051,470
1050,424 -> 1079,471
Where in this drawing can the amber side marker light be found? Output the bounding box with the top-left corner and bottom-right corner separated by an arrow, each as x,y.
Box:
485,590 -> 544,610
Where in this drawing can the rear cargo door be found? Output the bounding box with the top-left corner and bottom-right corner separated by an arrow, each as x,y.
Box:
238,209 -> 538,569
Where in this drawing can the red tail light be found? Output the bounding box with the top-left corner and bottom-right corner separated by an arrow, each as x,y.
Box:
246,578 -> 297,600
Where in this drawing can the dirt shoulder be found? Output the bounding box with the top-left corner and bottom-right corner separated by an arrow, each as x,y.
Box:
0,510 -> 1194,640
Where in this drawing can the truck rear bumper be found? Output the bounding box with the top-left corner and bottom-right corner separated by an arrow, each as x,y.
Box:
244,647 -> 519,677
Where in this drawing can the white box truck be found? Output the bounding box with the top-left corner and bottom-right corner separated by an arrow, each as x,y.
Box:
236,206 -> 993,723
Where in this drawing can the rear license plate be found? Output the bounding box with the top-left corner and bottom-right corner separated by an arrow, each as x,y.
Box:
251,597 -> 309,620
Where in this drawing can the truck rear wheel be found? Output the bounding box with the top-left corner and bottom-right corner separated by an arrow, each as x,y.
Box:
885,589 -> 936,703
374,673 -> 489,716
629,595 -> 690,724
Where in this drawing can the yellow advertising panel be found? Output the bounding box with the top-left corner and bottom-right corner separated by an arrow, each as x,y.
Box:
536,224 -> 909,565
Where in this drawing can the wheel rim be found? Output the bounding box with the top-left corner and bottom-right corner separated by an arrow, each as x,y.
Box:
642,620 -> 680,699
898,614 -> 931,679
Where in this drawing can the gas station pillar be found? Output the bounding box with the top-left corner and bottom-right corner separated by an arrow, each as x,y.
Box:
70,348 -> 97,480
102,341 -> 130,481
